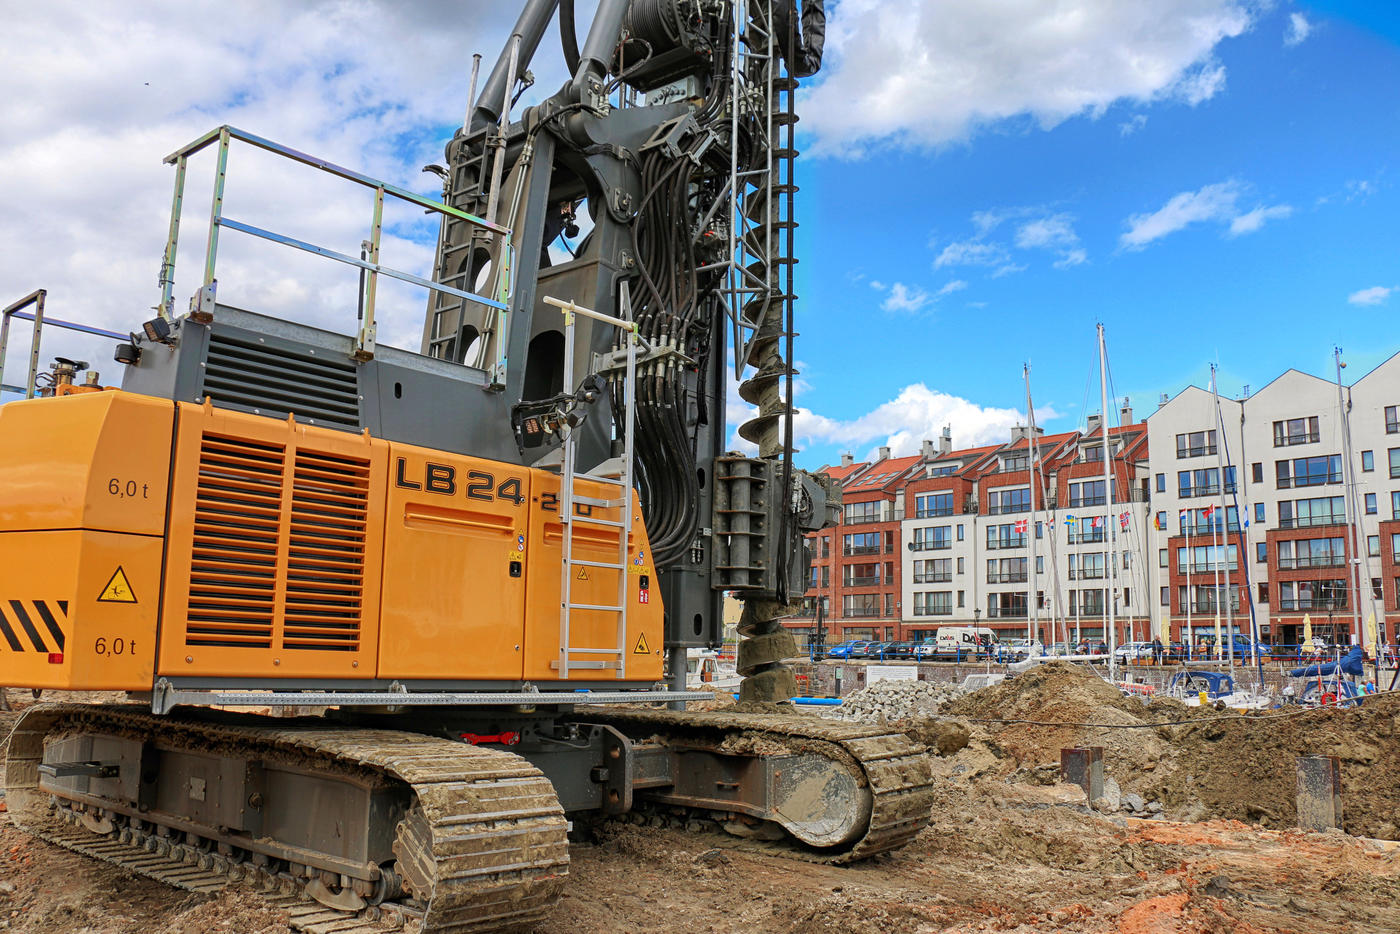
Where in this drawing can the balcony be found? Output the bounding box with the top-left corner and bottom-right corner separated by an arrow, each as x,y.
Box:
1185,599 -> 1243,613
1067,534 -> 1106,546
1181,523 -> 1240,537
1176,445 -> 1218,458
1069,568 -> 1106,580
986,572 -> 1028,584
912,607 -> 953,617
1277,597 -> 1348,612
986,537 -> 1027,551
912,573 -> 952,584
1276,432 -> 1321,447
915,508 -> 954,519
985,606 -> 1027,619
843,545 -> 880,556
843,514 -> 885,526
1179,562 -> 1239,574
987,503 -> 1031,516
842,607 -> 884,619
1278,516 -> 1345,530
1277,474 -> 1341,489
911,540 -> 951,552
1068,496 -> 1106,508
1180,483 -> 1236,498
1277,555 -> 1345,570
843,575 -> 883,587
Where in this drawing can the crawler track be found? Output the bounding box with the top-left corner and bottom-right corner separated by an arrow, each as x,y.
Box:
6,704 -> 570,934
572,708 -> 937,862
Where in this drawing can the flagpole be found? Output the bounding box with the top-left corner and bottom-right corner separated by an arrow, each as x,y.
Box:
1212,365 -> 1236,668
1184,513 -> 1192,649
1025,364 -> 1037,648
1099,324 -> 1117,681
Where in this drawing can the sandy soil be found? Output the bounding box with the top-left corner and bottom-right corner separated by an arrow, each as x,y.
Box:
1,668 -> 1397,934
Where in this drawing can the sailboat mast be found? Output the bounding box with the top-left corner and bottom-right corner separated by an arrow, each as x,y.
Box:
1211,365 -> 1235,667
1335,348 -> 1363,645
1099,324 -> 1117,680
1025,364 -> 1036,646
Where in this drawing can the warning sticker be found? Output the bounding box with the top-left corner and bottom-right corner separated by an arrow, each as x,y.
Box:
576,567 -> 590,581
97,567 -> 137,604
633,632 -> 650,654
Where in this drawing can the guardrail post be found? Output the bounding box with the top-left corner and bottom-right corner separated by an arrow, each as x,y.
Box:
195,127 -> 231,322
356,185 -> 385,360
158,155 -> 188,321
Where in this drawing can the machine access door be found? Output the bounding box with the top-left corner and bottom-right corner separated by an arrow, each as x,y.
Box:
376,445 -> 530,681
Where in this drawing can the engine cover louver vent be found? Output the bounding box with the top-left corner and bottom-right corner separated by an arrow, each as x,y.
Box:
184,433 -> 369,653
202,332 -> 361,429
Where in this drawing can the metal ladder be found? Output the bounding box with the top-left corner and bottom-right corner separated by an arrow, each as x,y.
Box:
542,286 -> 639,679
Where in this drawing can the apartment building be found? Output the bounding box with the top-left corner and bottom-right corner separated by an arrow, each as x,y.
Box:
1146,353 -> 1400,647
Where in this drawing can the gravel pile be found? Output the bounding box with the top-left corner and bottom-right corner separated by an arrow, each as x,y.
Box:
836,678 -> 960,723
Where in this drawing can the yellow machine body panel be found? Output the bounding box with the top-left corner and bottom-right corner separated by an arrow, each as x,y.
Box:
377,444 -> 533,680
523,472 -> 664,682
158,402 -> 389,680
0,392 -> 172,690
0,390 -> 664,691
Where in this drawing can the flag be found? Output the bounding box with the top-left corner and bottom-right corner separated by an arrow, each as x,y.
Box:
1365,612 -> 1379,655
1203,504 -> 1216,518
1014,519 -> 1028,534
1065,514 -> 1077,527
1119,512 -> 1130,530
1090,516 -> 1101,529
1153,514 -> 1163,531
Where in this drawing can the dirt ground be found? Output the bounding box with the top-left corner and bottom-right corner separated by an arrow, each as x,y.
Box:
2,667 -> 1398,934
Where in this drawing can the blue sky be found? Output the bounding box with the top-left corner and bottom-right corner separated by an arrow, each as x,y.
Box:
785,1 -> 1400,466
1,1 -> 1396,472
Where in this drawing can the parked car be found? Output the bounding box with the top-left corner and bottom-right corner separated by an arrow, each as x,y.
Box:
999,638 -> 1044,661
1047,642 -> 1072,657
826,641 -> 867,659
865,641 -> 902,660
913,639 -> 939,660
1114,641 -> 1155,663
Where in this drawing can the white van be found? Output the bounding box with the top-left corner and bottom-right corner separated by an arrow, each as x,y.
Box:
933,627 -> 999,658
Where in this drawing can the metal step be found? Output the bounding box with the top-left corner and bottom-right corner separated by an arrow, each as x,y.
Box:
567,602 -> 625,612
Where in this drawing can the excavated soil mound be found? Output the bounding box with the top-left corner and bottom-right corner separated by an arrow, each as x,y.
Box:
942,662 -> 1400,838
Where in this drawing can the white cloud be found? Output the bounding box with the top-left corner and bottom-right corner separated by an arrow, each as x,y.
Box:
1285,12 -> 1312,46
1228,204 -> 1293,236
1014,213 -> 1087,268
1348,286 -> 1394,307
934,239 -> 1010,268
1054,248 -> 1088,269
992,263 -> 1027,278
881,282 -> 931,313
803,0 -> 1253,155
1119,114 -> 1149,136
869,279 -> 887,290
0,2 -> 533,365
1120,181 -> 1292,249
935,279 -> 968,297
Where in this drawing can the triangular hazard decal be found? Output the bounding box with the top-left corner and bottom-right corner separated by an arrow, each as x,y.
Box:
97,567 -> 138,604
576,567 -> 590,580
633,632 -> 650,654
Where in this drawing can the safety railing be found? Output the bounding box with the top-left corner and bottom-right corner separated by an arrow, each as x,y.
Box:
157,125 -> 512,362
1,290 -> 126,399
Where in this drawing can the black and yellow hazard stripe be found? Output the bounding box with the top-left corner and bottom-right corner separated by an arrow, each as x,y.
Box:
0,600 -> 68,653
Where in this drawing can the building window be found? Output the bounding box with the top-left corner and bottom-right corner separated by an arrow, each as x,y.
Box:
1366,493 -> 1377,515
1362,450 -> 1374,472
1156,510 -> 1166,529
1035,521 -> 1043,539
1390,448 -> 1400,479
885,593 -> 895,616
1071,553 -> 1107,580
1388,406 -> 1399,433
843,563 -> 882,587
1394,491 -> 1400,519
843,500 -> 882,524
821,565 -> 830,588
1068,480 -> 1106,507
956,556 -> 964,574
957,590 -> 965,607
1256,542 -> 1267,563
1392,533 -> 1400,563
912,592 -> 953,617
1159,548 -> 1168,568
986,557 -> 1028,584
1276,454 -> 1341,489
1277,537 -> 1346,570
1067,521 -> 1106,545
1178,544 -> 1237,575
1181,506 -> 1239,535
928,464 -> 956,477
913,558 -> 952,584
1176,430 -> 1217,458
1155,473 -> 1166,492
1251,462 -> 1263,484
986,523 -> 1027,550
1369,535 -> 1381,558
1276,580 -> 1348,612
1254,502 -> 1265,524
1179,467 -> 1234,498
1160,586 -> 1170,606
841,594 -> 881,619
1002,454 -> 1029,472
821,537 -> 830,558
988,487 -> 1031,515
915,492 -> 953,518
1273,416 -> 1320,447
1373,578 -> 1383,601
1257,582 -> 1269,605
957,523 -> 965,541
912,526 -> 951,551
842,532 -> 880,556
986,593 -> 1027,619
1278,496 -> 1345,530
1036,555 -> 1044,573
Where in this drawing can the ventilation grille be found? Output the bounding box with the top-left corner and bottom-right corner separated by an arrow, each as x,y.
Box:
203,332 -> 360,429
185,434 -> 369,652
284,450 -> 369,651
187,435 -> 283,648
